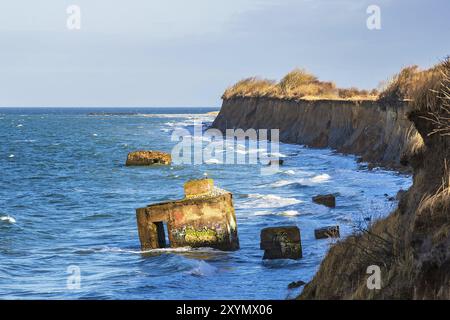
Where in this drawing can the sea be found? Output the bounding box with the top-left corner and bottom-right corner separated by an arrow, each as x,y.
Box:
0,107 -> 411,299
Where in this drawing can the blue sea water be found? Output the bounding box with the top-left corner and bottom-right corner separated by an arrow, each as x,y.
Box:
0,107 -> 411,300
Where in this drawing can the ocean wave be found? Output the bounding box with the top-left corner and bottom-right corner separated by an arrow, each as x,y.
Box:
77,246 -> 222,255
0,215 -> 16,224
279,210 -> 301,216
241,194 -> 302,209
205,158 -> 222,164
270,173 -> 331,188
254,210 -> 301,216
139,113 -> 216,119
187,260 -> 218,277
270,180 -> 294,187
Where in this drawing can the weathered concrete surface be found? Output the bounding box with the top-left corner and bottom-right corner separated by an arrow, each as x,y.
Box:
212,97 -> 419,171
126,150 -> 171,166
260,226 -> 302,260
136,179 -> 239,251
314,226 -> 340,239
312,194 -> 336,208
184,179 -> 214,198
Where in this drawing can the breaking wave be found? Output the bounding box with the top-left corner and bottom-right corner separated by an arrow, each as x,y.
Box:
0,215 -> 16,224
241,194 -> 302,209
270,174 -> 331,188
187,260 -> 218,277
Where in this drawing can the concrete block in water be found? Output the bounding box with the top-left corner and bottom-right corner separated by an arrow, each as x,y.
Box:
312,194 -> 336,208
260,226 -> 302,260
184,179 -> 214,198
136,179 -> 239,251
314,226 -> 340,239
126,150 -> 171,166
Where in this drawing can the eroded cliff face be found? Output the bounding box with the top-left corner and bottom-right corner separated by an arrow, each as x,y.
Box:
212,98 -> 420,170
213,88 -> 449,299
298,110 -> 449,300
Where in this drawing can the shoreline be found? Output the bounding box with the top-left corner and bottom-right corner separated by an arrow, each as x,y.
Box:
211,76 -> 449,299
212,97 -> 418,172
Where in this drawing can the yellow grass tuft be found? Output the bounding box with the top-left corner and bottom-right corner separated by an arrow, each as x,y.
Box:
222,69 -> 378,100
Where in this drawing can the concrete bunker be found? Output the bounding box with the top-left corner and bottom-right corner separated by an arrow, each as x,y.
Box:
136,179 -> 239,251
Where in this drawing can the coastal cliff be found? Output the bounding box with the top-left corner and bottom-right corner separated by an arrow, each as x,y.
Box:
212,98 -> 420,170
213,59 -> 449,299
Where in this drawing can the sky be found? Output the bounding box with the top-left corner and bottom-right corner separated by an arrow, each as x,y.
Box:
0,0 -> 449,107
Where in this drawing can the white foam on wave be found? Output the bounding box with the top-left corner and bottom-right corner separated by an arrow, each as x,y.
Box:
8,154 -> 14,158
16,124 -> 23,127
270,173 -> 331,188
0,215 -> 16,224
94,246 -> 220,255
254,210 -> 301,217
279,210 -> 301,216
187,260 -> 218,277
205,158 -> 222,164
265,152 -> 287,158
282,170 -> 296,175
270,180 -> 293,187
303,173 -> 331,184
242,194 -> 302,209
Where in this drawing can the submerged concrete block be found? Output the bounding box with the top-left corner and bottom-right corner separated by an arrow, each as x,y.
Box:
312,194 -> 336,208
136,179 -> 239,251
126,150 -> 171,166
260,226 -> 302,260
314,226 -> 340,239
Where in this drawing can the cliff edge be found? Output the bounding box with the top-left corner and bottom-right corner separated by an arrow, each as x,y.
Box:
213,59 -> 449,299
299,59 -> 450,299
212,98 -> 420,171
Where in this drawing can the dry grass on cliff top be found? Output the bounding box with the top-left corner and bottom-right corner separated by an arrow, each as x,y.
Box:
222,69 -> 378,100
222,61 -> 450,103
409,57 -> 450,137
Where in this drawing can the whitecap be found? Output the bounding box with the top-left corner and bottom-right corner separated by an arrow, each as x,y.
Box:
96,246 -> 194,254
0,215 -> 16,224
16,124 -> 23,127
282,170 -> 296,175
254,210 -> 301,217
241,194 -> 302,209
270,180 -> 294,187
205,158 -> 222,164
92,133 -> 98,137
254,210 -> 273,216
298,173 -> 331,186
187,260 -> 218,277
279,210 -> 301,216
8,154 -> 14,158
